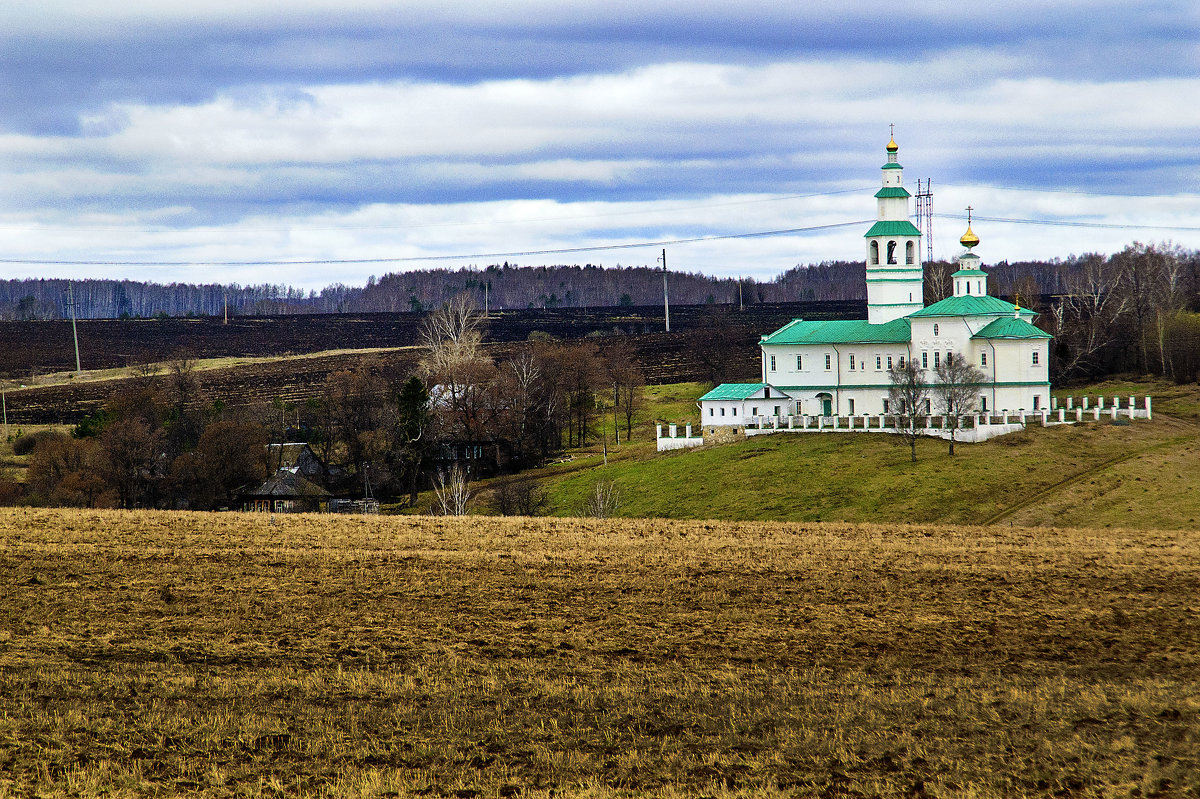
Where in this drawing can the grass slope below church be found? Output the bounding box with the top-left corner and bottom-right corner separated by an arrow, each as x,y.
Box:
541,379 -> 1200,528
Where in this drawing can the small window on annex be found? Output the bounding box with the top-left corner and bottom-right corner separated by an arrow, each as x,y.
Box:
876,355 -> 882,370
709,408 -> 714,416
934,351 -> 941,368
825,354 -> 832,370
849,354 -> 856,370
887,355 -> 893,369
770,355 -> 776,371
933,323 -> 940,336
720,407 -> 726,416
921,351 -> 928,368
981,352 -> 987,366
1033,395 -> 1041,410
1032,351 -> 1040,365
981,396 -> 988,412
751,406 -> 758,416
848,398 -> 855,415
898,356 -> 906,368
796,355 -> 802,370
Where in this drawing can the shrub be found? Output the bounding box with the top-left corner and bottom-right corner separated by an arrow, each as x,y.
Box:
13,430 -> 68,457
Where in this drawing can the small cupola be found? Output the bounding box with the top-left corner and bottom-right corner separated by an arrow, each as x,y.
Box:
952,206 -> 988,297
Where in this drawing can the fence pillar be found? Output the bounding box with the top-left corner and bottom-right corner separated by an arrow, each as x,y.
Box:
832,416 -> 839,430
669,423 -> 677,438
685,424 -> 693,438
1093,407 -> 1100,421
656,424 -> 663,439
1075,408 -> 1082,422
1128,396 -> 1135,418
1112,395 -> 1119,412
1082,396 -> 1089,410
1097,396 -> 1105,410
1111,405 -> 1118,421
1051,396 -> 1058,410
1041,410 -> 1049,426
1146,396 -> 1152,420
1058,409 -> 1065,422
1067,396 -> 1074,410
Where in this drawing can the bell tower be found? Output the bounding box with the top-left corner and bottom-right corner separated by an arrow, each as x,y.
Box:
865,128 -> 924,324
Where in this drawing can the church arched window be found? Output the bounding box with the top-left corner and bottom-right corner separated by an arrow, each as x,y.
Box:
887,241 -> 897,264
869,241 -> 879,265
906,241 -> 915,264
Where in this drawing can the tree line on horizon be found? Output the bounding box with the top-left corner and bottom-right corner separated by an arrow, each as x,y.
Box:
6,244 -> 1196,323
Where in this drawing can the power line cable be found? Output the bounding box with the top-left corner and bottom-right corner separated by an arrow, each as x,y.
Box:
0,187 -> 874,234
0,219 -> 873,267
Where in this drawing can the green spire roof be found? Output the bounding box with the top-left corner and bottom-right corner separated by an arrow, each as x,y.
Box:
864,220 -> 921,238
874,186 -> 911,198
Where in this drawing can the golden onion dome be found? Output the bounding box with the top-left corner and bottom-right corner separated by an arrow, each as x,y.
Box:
960,224 -> 980,249
886,136 -> 899,153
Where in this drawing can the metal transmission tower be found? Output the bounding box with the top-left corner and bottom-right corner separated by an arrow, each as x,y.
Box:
915,179 -> 934,263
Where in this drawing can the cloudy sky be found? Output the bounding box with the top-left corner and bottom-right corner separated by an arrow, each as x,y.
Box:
3,1 -> 1200,290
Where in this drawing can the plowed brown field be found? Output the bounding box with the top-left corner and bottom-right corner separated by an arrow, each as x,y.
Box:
1,508 -> 1197,797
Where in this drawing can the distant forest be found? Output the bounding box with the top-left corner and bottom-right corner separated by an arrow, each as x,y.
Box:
3,249 -> 1200,321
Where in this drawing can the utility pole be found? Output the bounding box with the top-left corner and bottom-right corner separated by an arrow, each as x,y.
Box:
738,278 -> 744,312
66,282 -> 82,375
223,292 -> 229,325
613,383 -> 620,445
658,248 -> 670,332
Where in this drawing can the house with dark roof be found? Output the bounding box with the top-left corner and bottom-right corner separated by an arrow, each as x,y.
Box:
700,133 -> 1052,425
240,470 -> 331,513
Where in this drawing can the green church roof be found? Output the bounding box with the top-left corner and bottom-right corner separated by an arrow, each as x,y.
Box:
909,295 -> 1036,319
874,186 -> 912,198
699,383 -> 790,401
882,163 -> 903,170
760,317 -> 912,346
952,268 -> 987,277
864,220 -> 921,238
972,317 -> 1052,340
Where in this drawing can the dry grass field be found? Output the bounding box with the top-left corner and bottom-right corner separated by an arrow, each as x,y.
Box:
1,508 -> 1198,798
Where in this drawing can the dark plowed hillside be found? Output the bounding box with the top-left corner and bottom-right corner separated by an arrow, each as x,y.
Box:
1,301 -> 861,375
1,301 -> 861,423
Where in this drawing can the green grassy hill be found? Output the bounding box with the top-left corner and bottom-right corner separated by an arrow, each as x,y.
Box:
516,378 -> 1200,529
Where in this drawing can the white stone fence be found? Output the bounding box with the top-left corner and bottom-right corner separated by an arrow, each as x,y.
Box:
656,423 -> 704,451
661,395 -> 1153,449
1051,395 -> 1152,420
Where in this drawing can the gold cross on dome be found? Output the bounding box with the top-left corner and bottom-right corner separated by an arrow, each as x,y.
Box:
889,123 -> 894,138
966,205 -> 973,224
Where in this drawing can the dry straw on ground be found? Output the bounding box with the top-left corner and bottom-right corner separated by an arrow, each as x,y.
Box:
0,508 -> 1197,797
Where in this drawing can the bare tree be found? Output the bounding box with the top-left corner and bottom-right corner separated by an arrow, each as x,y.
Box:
433,463 -> 473,516
888,360 -> 929,463
1047,253 -> 1128,381
934,353 -> 985,456
585,479 -> 621,518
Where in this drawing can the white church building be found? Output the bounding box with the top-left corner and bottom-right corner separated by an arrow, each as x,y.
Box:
700,133 -> 1052,426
